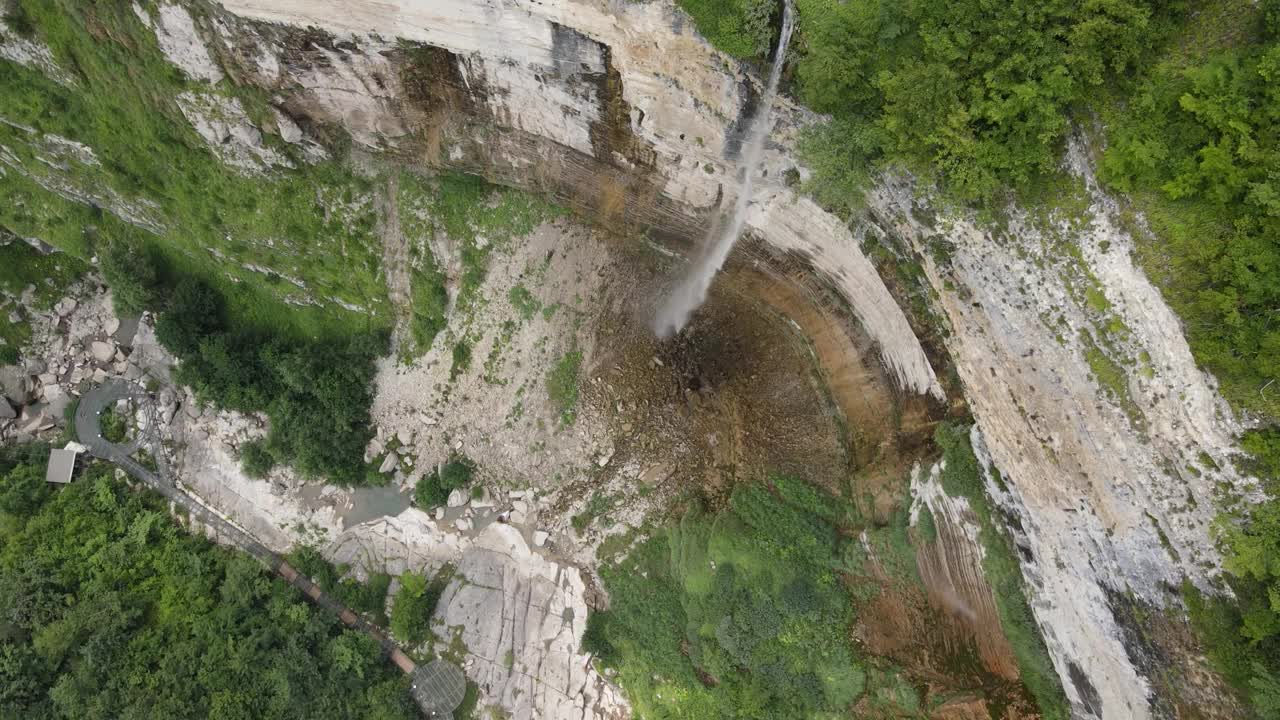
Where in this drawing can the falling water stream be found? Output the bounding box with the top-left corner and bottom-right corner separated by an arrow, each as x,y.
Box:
652,0 -> 796,339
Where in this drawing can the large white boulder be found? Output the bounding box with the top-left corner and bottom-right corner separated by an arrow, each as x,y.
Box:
378,452 -> 400,474
90,340 -> 116,364
447,488 -> 468,508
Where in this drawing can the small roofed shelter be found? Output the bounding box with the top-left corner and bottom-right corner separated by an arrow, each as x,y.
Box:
45,447 -> 79,484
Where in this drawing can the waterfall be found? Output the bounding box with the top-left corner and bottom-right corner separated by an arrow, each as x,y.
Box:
652,1 -> 796,339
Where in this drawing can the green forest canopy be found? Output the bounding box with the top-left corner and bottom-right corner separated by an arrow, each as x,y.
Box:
0,449 -> 416,720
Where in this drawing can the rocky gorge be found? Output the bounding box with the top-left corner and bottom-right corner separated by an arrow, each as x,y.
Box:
0,1 -> 1266,719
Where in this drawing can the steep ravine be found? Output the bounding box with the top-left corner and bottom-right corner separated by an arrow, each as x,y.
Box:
2,1 -> 1256,717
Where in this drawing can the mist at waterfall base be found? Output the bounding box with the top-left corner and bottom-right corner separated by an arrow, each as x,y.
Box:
651,3 -> 796,340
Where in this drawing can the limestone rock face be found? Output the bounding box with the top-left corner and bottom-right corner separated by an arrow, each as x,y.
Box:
866,144 -> 1255,718
209,0 -> 942,400
434,524 -> 626,720
138,2 -> 226,83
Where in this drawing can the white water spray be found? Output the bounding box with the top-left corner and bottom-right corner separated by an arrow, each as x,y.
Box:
652,1 -> 795,339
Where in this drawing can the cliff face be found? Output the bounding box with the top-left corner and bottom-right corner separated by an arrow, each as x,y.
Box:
869,149 -> 1255,717
11,0 -> 1253,717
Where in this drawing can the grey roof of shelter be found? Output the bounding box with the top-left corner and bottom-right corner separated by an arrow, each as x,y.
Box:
46,448 -> 78,484
411,659 -> 467,717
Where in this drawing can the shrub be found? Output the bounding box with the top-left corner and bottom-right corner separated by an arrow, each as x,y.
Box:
676,0 -> 779,61
0,461 -> 50,518
390,569 -> 448,644
409,266 -> 448,352
413,455 -> 475,509
0,469 -> 416,719
99,236 -> 158,316
581,610 -> 617,664
239,439 -> 274,479
450,339 -> 471,380
99,405 -> 128,444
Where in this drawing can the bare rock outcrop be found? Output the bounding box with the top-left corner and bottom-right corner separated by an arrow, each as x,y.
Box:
869,149 -> 1253,716
434,523 -> 627,720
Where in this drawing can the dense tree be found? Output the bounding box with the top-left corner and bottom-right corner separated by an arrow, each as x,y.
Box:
0,461 -> 416,720
389,572 -> 435,645
792,0 -> 1178,204
153,276 -> 385,485
0,463 -> 49,517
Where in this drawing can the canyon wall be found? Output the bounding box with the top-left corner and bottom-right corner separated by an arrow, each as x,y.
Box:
10,1 -> 1254,716
199,1 -> 1253,716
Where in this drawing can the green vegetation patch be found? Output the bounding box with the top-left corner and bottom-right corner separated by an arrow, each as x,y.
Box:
508,284 -> 541,322
547,349 -> 583,425
0,458 -> 417,719
427,173 -> 561,313
590,477 -> 870,717
0,1 -> 392,340
1194,419 -> 1280,713
287,545 -> 392,624
408,265 -> 448,353
450,338 -> 472,381
676,0 -> 780,61
390,566 -> 452,645
98,404 -> 128,444
1099,6 -> 1280,420
784,0 -> 1184,207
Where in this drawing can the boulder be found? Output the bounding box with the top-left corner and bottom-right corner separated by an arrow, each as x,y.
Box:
90,341 -> 116,364
274,109 -> 304,144
596,449 -> 615,467
455,517 -> 472,532
17,407 -> 50,434
104,317 -> 121,335
0,366 -> 33,405
53,297 -> 77,317
447,488 -> 468,508
396,427 -> 414,445
23,357 -> 46,375
0,398 -> 15,420
378,452 -> 399,474
533,530 -> 549,547
41,386 -> 71,420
